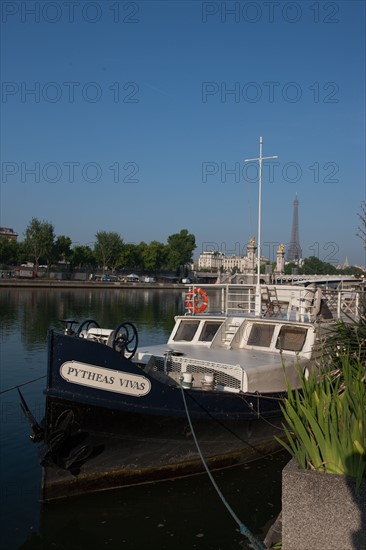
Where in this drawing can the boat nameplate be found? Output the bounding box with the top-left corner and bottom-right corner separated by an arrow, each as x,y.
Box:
60,361 -> 151,397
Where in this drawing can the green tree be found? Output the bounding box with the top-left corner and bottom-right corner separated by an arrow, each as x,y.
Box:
166,229 -> 196,272
340,265 -> 364,277
301,256 -> 337,275
284,262 -> 299,275
136,242 -> 147,269
94,231 -> 124,273
23,218 -> 55,273
141,241 -> 167,272
0,238 -> 21,266
71,245 -> 96,269
357,202 -> 366,253
118,243 -> 140,271
53,235 -> 72,264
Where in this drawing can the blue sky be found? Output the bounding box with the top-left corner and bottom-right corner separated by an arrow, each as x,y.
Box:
1,0 -> 365,266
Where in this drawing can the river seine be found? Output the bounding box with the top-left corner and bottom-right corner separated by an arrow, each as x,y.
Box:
0,287 -> 287,549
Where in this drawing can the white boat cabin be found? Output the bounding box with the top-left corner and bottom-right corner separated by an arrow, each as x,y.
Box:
77,284 -> 335,396
136,315 -> 320,395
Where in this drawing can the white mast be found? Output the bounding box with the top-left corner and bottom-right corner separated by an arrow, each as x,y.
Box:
245,137 -> 278,315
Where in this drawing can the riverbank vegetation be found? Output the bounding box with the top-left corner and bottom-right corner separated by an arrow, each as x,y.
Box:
0,218 -> 196,275
277,301 -> 366,486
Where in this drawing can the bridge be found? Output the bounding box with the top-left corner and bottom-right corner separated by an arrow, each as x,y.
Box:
271,274 -> 361,289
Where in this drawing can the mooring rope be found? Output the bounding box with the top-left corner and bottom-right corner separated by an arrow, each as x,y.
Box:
0,375 -> 46,395
183,384 -> 287,453
179,383 -> 265,550
182,389 -> 274,457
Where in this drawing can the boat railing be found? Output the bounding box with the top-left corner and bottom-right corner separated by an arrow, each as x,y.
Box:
185,284 -> 256,316
322,289 -> 361,320
185,284 -> 362,321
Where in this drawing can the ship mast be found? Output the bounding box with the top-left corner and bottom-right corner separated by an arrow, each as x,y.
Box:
245,137 -> 278,315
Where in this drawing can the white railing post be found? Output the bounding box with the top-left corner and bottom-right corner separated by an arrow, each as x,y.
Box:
255,285 -> 262,317
337,292 -> 342,319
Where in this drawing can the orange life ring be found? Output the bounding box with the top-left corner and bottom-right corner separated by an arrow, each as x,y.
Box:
186,288 -> 208,314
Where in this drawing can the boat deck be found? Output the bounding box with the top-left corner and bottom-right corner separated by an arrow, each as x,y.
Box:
138,342 -> 309,392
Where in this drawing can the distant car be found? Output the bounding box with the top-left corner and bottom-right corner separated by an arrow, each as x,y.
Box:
181,278 -> 191,284
126,275 -> 140,282
144,277 -> 155,283
101,275 -> 111,282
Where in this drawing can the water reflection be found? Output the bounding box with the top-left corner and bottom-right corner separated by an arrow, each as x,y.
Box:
19,451 -> 288,550
0,288 -> 186,349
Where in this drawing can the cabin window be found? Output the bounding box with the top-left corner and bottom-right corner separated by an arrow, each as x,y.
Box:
173,321 -> 200,341
247,324 -> 275,347
276,326 -> 307,352
199,322 -> 222,342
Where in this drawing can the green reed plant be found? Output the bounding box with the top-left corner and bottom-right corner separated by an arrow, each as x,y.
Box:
276,352 -> 366,487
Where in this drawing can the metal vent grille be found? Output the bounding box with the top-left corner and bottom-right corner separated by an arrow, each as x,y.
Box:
152,356 -> 242,390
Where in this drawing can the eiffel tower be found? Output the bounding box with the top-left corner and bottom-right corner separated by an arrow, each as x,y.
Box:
287,194 -> 302,262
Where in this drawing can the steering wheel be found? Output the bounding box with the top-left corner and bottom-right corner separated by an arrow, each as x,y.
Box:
112,322 -> 139,359
76,319 -> 100,336
59,319 -> 79,336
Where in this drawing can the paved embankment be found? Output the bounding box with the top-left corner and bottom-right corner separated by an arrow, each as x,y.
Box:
0,279 -> 184,290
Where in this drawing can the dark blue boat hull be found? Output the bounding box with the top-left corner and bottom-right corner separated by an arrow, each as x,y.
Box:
39,330 -> 286,500
46,330 -> 284,424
